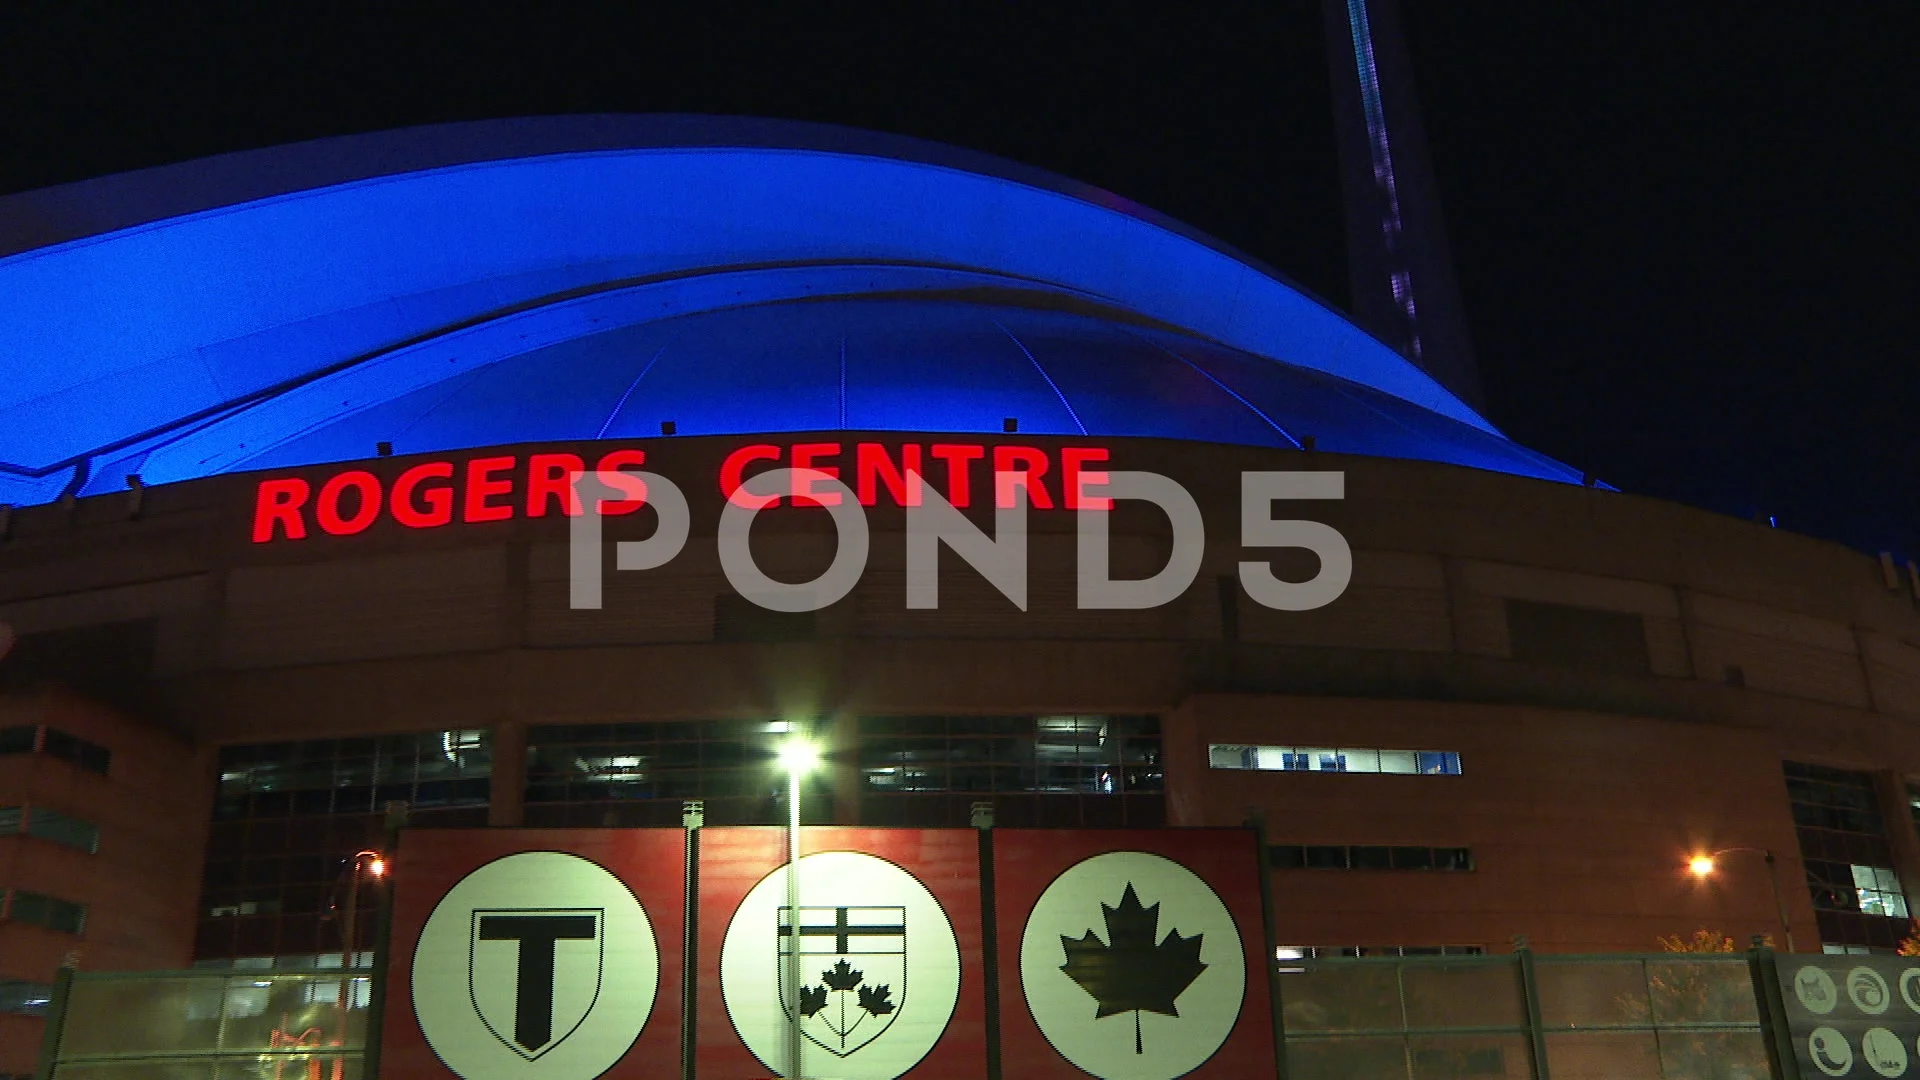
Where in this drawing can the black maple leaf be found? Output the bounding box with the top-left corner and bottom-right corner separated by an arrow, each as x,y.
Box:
821,958 -> 865,992
797,984 -> 829,1017
1059,882 -> 1207,1054
857,983 -> 896,1016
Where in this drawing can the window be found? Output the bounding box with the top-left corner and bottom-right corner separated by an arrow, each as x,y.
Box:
1505,599 -> 1651,675
0,805 -> 100,853
1787,762 -> 1910,950
0,980 -> 55,1017
860,715 -> 1162,795
1277,944 -> 1484,960
5,889 -> 87,933
0,724 -> 110,774
526,719 -> 817,826
1852,865 -> 1909,918
215,730 -> 492,819
1208,744 -> 1461,775
1269,845 -> 1474,871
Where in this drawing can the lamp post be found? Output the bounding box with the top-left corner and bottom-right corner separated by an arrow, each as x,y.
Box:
776,737 -> 821,1080
338,849 -> 387,965
1688,847 -> 1794,952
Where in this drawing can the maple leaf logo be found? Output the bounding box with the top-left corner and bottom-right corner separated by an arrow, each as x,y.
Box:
857,983 -> 895,1016
1058,882 -> 1207,1054
821,958 -> 865,992
797,984 -> 829,1018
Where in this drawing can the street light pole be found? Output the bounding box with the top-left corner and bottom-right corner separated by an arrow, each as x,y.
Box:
777,737 -> 820,1080
1689,847 -> 1795,952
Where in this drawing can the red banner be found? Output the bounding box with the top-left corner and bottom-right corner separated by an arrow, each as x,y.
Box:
694,827 -> 988,1080
992,828 -> 1274,1080
382,828 -> 686,1080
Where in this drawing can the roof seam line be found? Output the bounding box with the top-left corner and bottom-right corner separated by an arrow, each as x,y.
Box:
596,343 -> 671,440
838,335 -> 848,430
1124,327 -> 1304,450
993,319 -> 1087,436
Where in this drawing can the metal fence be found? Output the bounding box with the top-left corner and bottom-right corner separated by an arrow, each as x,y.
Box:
1279,947 -> 1786,1080
34,968 -> 371,1080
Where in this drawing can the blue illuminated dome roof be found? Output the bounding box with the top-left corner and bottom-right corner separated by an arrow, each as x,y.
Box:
0,115 -> 1580,504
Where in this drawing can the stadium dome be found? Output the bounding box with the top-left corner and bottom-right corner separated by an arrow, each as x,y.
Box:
0,115 -> 1581,506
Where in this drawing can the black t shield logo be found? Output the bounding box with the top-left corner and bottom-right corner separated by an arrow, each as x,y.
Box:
470,909 -> 605,1060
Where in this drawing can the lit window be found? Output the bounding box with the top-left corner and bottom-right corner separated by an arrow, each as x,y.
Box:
1209,744 -> 1461,776
0,980 -> 54,1016
1852,865 -> 1909,918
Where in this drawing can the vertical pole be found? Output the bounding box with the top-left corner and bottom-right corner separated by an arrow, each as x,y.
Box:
31,965 -> 74,1080
977,825 -> 1003,1080
681,819 -> 701,1080
1244,815 -> 1289,1080
1513,937 -> 1551,1080
363,802 -> 405,1080
1763,851 -> 1796,953
1748,938 -> 1802,1080
786,769 -> 803,1080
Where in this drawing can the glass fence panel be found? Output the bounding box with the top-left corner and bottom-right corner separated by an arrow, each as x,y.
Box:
1654,1030 -> 1771,1080
1645,960 -> 1760,1026
57,972 -> 370,1061
1543,1030 -> 1663,1079
1279,965 -> 1404,1033
1406,1034 -> 1531,1079
212,974 -> 370,1055
58,977 -> 228,1056
52,1058 -> 364,1080
1284,1036 -> 1409,1080
1536,960 -> 1651,1029
1402,962 -> 1526,1029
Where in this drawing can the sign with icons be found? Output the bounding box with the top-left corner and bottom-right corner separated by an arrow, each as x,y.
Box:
383,829 -> 685,1080
993,829 -> 1275,1080
1779,956 -> 1920,1078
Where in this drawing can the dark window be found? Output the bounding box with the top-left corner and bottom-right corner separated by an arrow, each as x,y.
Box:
0,725 -> 110,774
1787,762 -> 1910,950
7,889 -> 87,933
713,594 -> 815,642
1505,599 -> 1651,675
39,728 -> 111,775
0,980 -> 55,1017
0,725 -> 35,755
525,720 -> 827,827
1272,845 -> 1474,872
197,730 -> 490,964
1,806 -> 100,853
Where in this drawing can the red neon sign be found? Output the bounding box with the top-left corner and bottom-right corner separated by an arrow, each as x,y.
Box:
250,441 -> 1112,543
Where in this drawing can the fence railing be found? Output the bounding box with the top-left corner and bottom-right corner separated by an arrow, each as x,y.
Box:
1278,947 -> 1782,1080
35,967 -> 371,1080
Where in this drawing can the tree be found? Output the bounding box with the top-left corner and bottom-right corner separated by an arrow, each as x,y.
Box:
1897,920 -> 1920,957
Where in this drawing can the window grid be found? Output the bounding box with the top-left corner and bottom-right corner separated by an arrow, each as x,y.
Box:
0,980 -> 55,1017
859,715 -> 1162,795
524,720 -> 832,827
1208,744 -> 1460,775
197,730 -> 492,964
1269,844 -> 1474,871
1785,761 -> 1910,950
1276,944 -> 1485,960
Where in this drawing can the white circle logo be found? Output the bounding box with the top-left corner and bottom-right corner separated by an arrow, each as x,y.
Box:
413,851 -> 657,1080
1810,1027 -> 1854,1076
1863,1027 -> 1909,1077
719,850 -> 959,1080
1900,968 -> 1920,1014
1854,967 -> 1894,1015
1795,966 -> 1840,1015
1020,851 -> 1246,1080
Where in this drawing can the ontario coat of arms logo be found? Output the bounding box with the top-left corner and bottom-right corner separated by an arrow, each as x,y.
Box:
413,852 -> 658,1080
721,851 -> 958,1080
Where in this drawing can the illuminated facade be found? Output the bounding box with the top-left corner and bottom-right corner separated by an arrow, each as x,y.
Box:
4,117 -> 1920,1077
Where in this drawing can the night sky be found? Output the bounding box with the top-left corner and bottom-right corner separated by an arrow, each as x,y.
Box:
2,3 -> 1912,554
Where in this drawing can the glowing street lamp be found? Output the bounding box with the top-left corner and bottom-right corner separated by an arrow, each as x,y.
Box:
1686,846 -> 1794,952
340,849 -> 386,964
778,736 -> 820,1079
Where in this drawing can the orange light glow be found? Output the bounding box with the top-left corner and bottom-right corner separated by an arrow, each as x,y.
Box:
1688,855 -> 1716,877
367,856 -> 386,878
